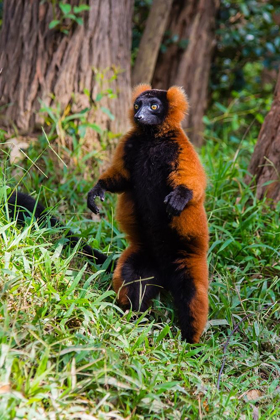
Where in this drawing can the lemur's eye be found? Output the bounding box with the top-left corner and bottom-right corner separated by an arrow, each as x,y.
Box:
151,104 -> 158,110
134,104 -> 139,110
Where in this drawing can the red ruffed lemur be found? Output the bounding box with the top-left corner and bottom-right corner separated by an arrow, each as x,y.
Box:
8,85 -> 208,342
87,84 -> 209,343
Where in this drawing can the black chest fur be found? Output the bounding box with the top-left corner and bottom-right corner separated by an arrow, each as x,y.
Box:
124,131 -> 178,198
123,130 -> 180,251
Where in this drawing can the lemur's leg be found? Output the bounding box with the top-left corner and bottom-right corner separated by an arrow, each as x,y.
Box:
169,254 -> 208,343
113,246 -> 161,312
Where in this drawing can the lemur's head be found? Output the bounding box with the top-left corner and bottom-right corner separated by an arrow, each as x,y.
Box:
133,89 -> 168,126
131,84 -> 188,130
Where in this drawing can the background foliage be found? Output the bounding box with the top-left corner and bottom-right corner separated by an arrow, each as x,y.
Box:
212,0 -> 280,98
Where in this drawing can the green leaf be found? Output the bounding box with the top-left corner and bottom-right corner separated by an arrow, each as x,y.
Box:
232,114 -> 239,131
64,110 -> 89,122
65,264 -> 87,296
73,5 -> 91,13
218,238 -> 235,253
203,115 -> 211,125
275,37 -> 280,49
208,319 -> 229,326
263,11 -> 272,23
95,93 -> 103,102
178,38 -> 189,49
78,124 -> 87,138
67,13 -> 77,20
101,106 -> 115,121
154,381 -> 181,393
59,2 -> 71,15
87,123 -> 103,134
254,321 -> 260,337
256,113 -> 264,124
240,4 -> 249,17
215,102 -> 228,113
75,17 -> 83,26
49,20 -> 60,29
155,325 -> 170,343
266,42 -> 275,54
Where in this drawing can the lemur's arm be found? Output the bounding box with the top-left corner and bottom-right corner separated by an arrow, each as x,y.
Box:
164,133 -> 207,216
87,136 -> 131,214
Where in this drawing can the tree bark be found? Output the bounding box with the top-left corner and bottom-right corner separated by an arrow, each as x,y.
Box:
0,0 -> 133,134
152,0 -> 220,147
246,70 -> 280,203
132,0 -> 173,86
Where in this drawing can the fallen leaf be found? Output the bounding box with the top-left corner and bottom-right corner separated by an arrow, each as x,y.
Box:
245,389 -> 262,401
7,138 -> 29,164
0,383 -> 11,394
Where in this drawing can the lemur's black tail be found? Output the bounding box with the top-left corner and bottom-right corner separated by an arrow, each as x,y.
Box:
8,191 -> 111,270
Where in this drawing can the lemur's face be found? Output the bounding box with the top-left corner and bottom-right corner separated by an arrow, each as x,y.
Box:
133,90 -> 168,126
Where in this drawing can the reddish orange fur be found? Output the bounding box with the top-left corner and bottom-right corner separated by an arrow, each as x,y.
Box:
99,132 -> 131,184
113,245 -> 139,306
129,84 -> 152,125
175,255 -> 208,343
116,192 -> 140,243
132,83 -> 152,102
157,86 -> 189,136
168,132 -> 206,201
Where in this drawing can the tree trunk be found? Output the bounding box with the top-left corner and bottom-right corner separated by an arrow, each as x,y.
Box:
0,0 -> 133,135
152,0 -> 220,147
246,70 -> 280,203
132,0 -> 173,86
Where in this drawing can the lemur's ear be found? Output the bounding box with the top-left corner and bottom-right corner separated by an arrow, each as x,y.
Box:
166,86 -> 189,125
132,84 -> 152,103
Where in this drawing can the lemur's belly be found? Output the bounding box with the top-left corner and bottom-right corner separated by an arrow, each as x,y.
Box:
130,176 -> 186,257
122,135 -> 183,256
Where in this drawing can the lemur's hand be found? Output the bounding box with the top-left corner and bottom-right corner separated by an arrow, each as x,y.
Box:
87,182 -> 105,214
164,185 -> 193,216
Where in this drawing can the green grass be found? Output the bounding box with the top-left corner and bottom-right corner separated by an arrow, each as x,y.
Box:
0,118 -> 279,419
